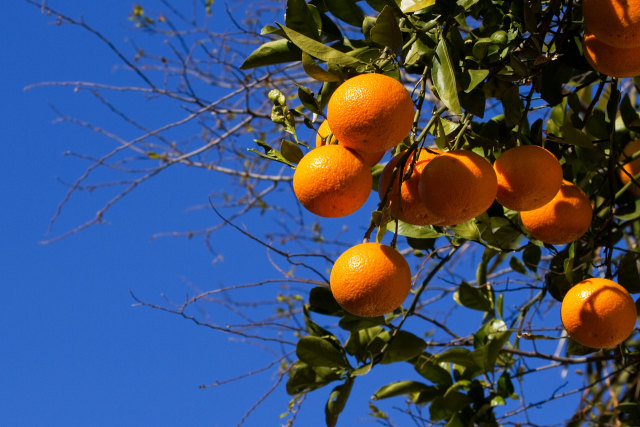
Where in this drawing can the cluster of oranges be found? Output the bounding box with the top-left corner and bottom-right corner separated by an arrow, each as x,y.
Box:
583,0 -> 640,77
289,72 -> 636,349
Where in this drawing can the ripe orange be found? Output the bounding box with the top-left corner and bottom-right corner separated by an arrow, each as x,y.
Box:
293,144 -> 372,218
520,180 -> 592,245
561,278 -> 637,348
583,0 -> 640,48
327,73 -> 415,154
619,139 -> 640,195
583,32 -> 640,78
315,120 -> 385,167
493,145 -> 563,211
378,148 -> 444,226
330,242 -> 412,317
417,150 -> 498,226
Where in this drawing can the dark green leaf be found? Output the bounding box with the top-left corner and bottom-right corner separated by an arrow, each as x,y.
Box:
618,252 -> 640,293
459,89 -> 486,118
324,0 -> 365,27
429,391 -> 472,421
280,139 -> 304,164
522,245 -> 541,272
557,124 -> 594,148
249,140 -> 295,166
370,6 -> 403,54
325,378 -> 354,427
454,281 -> 493,312
434,348 -> 478,368
285,0 -> 319,40
501,85 -> 523,128
296,335 -> 350,368
497,371 -> 515,398
308,286 -> 344,316
464,69 -> 489,93
278,24 -> 363,66
432,39 -> 462,114
301,52 -> 342,82
620,94 -> 640,128
344,325 -> 385,360
286,361 -> 333,394
372,380 -> 434,400
509,256 -> 527,275
414,354 -> 453,387
240,39 -> 301,69
395,221 -> 445,239
303,305 -> 334,337
381,331 -> 427,364
296,84 -> 323,115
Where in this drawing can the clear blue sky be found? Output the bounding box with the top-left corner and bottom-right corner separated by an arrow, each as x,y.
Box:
2,1 -> 583,426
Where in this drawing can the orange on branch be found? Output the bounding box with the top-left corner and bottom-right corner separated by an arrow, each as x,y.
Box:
561,278 -> 637,349
583,32 -> 640,78
493,145 -> 563,211
378,148 -> 444,226
327,73 -> 415,154
293,144 -> 372,218
520,180 -> 592,245
330,242 -> 412,318
583,0 -> 640,48
418,150 -> 498,226
315,120 -> 385,167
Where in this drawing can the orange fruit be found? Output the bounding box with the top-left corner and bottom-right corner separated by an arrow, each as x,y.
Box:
493,145 -> 563,211
293,144 -> 372,218
583,0 -> 640,48
327,73 -> 415,154
583,32 -> 640,78
315,120 -> 385,167
561,278 -> 637,348
520,180 -> 592,245
417,150 -> 498,226
330,242 -> 412,317
378,148 -> 444,226
619,139 -> 640,195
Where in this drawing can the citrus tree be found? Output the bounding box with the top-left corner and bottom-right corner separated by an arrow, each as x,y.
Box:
33,0 -> 640,425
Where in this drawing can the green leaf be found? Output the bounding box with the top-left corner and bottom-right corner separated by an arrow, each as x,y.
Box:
323,0 -> 365,27
432,39 -> 462,114
509,256 -> 527,275
308,286 -> 344,316
372,380 -> 434,400
240,39 -> 302,69
470,319 -> 511,375
454,281 -> 493,312
464,69 -> 489,93
280,139 -> 304,164
325,378 -> 354,427
296,83 -> 323,114
497,371 -> 515,398
414,354 -> 453,387
278,24 -> 364,66
618,252 -> 640,293
501,85 -> 523,128
557,124 -> 594,148
296,336 -> 350,368
394,221 -> 445,239
301,52 -> 342,82
286,361 -> 336,394
522,245 -> 541,272
434,348 -> 478,368
249,140 -> 295,166
285,0 -> 319,40
344,325 -> 385,361
429,391 -> 472,421
303,305 -> 334,337
620,94 -> 640,128
380,331 -> 427,364
370,6 -> 403,54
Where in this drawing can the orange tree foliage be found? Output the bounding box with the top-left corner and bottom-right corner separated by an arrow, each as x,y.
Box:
240,1 -> 640,425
